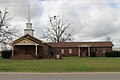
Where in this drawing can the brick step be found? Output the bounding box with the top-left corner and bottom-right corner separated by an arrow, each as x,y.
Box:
11,55 -> 38,60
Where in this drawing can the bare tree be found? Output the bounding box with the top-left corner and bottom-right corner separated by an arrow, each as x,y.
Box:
106,36 -> 111,42
0,7 -> 18,48
43,15 -> 73,42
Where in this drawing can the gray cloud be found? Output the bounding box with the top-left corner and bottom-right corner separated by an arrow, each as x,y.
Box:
1,0 -> 120,47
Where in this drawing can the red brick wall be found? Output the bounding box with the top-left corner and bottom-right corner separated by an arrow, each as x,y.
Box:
52,47 -> 113,57
91,47 -> 112,57
43,44 -> 50,58
52,47 -> 78,57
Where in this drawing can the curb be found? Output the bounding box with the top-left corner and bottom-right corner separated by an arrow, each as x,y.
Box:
0,72 -> 120,74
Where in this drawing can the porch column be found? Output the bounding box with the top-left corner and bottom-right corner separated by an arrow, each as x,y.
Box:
12,46 -> 14,56
88,47 -> 90,57
78,45 -> 80,57
35,45 -> 38,55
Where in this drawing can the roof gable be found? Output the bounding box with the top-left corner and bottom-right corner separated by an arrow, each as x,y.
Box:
11,34 -> 43,46
13,38 -> 42,46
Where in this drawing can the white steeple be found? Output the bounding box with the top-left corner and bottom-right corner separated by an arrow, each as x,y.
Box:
24,0 -> 34,36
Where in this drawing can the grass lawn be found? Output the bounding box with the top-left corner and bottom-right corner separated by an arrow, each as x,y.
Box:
0,57 -> 120,72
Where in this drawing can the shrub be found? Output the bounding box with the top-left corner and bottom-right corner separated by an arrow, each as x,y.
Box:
105,51 -> 120,57
90,52 -> 96,57
1,50 -> 12,59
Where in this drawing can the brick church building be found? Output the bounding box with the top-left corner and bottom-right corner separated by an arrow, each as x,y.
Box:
11,21 -> 113,59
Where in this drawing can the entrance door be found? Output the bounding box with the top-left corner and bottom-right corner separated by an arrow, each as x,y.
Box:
80,47 -> 88,57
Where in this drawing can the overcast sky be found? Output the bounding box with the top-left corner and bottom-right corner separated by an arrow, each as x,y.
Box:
0,0 -> 120,48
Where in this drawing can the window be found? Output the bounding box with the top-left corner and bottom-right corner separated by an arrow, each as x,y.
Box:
95,48 -> 98,52
95,48 -> 101,52
69,49 -> 72,54
102,49 -> 106,53
61,49 -> 64,54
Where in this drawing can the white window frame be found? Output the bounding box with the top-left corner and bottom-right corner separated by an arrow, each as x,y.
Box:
102,48 -> 106,53
69,49 -> 72,54
61,49 -> 64,54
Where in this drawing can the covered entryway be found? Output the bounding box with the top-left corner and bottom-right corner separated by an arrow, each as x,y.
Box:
12,45 -> 39,59
78,43 -> 91,57
12,45 -> 44,59
11,34 -> 47,59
